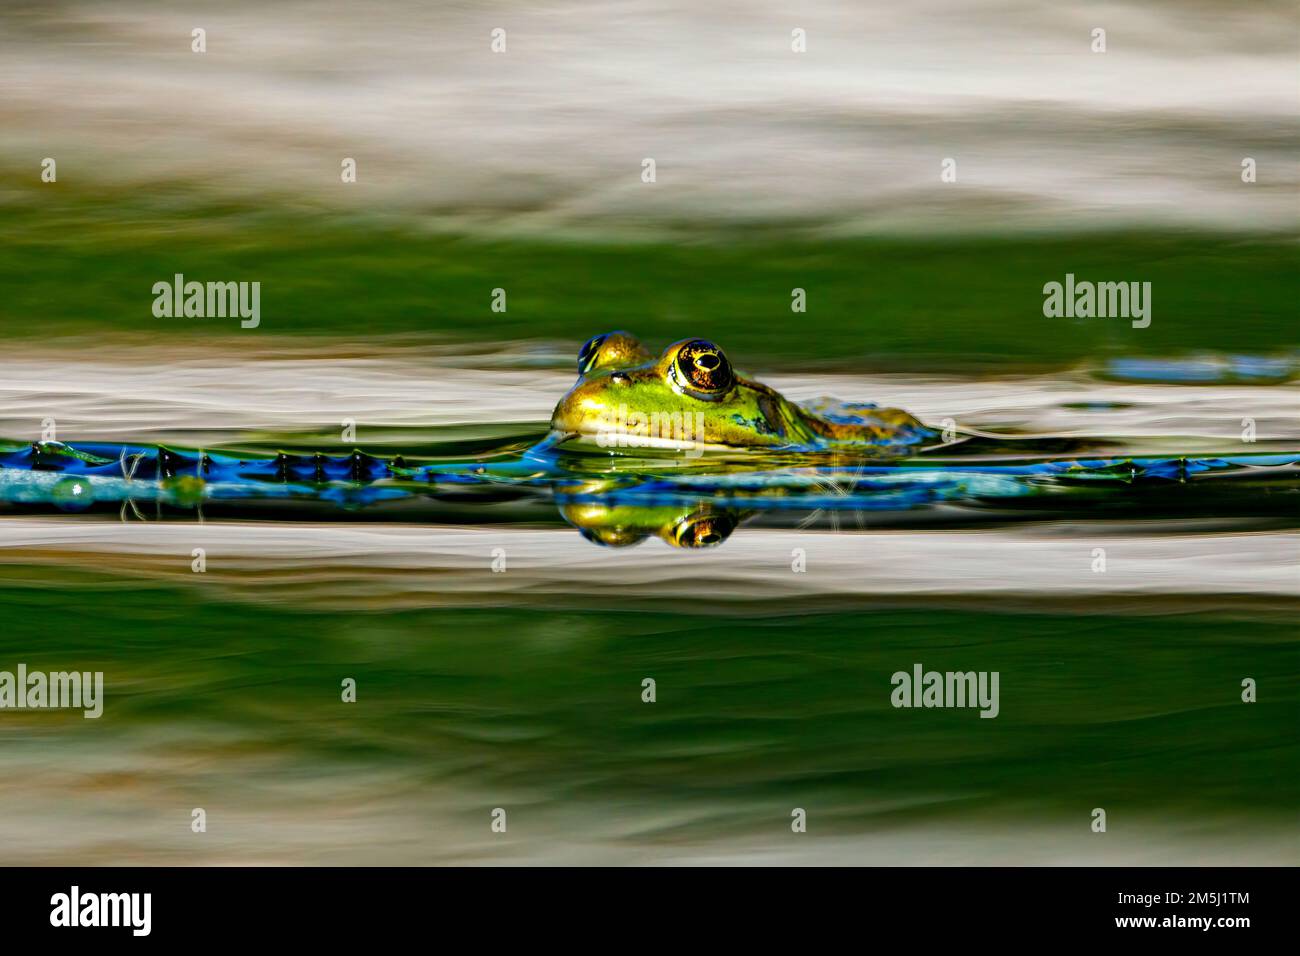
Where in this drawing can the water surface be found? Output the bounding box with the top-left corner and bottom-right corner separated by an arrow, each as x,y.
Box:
1,346 -> 1294,864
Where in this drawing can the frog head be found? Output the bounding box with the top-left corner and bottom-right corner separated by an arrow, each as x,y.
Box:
551,332 -> 934,452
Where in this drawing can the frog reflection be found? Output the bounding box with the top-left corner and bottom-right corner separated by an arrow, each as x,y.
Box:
559,500 -> 748,549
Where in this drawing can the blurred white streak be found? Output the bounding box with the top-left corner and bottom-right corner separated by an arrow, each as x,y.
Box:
1,520 -> 1295,610
1,0 -> 1296,235
0,338 -> 1294,446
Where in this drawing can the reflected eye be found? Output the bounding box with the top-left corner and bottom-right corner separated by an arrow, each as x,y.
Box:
672,511 -> 737,548
578,334 -> 608,375
673,340 -> 733,393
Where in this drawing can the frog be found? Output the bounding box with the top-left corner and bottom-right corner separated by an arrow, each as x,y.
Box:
549,331 -> 937,453
5,332 -> 1292,534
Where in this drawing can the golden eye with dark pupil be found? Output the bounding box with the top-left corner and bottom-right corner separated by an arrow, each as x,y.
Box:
675,340 -> 733,392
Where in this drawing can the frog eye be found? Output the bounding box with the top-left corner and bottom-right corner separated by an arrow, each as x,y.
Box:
578,334 -> 608,375
577,331 -> 651,375
673,340 -> 733,394
578,527 -> 648,548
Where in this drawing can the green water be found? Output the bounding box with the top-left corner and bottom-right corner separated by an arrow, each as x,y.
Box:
2,187 -> 1296,369
0,569 -> 1294,863
1,186 -> 1296,864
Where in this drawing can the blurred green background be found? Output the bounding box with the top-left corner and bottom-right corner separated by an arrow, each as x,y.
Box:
4,185 -> 1296,369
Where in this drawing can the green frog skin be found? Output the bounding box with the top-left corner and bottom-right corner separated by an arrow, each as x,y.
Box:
551,331 -> 936,453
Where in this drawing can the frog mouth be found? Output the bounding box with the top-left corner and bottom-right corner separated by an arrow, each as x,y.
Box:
551,401 -> 721,452
572,425 -> 715,452
552,422 -> 746,456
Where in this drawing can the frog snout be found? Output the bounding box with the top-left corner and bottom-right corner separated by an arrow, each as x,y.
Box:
551,379 -> 615,435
